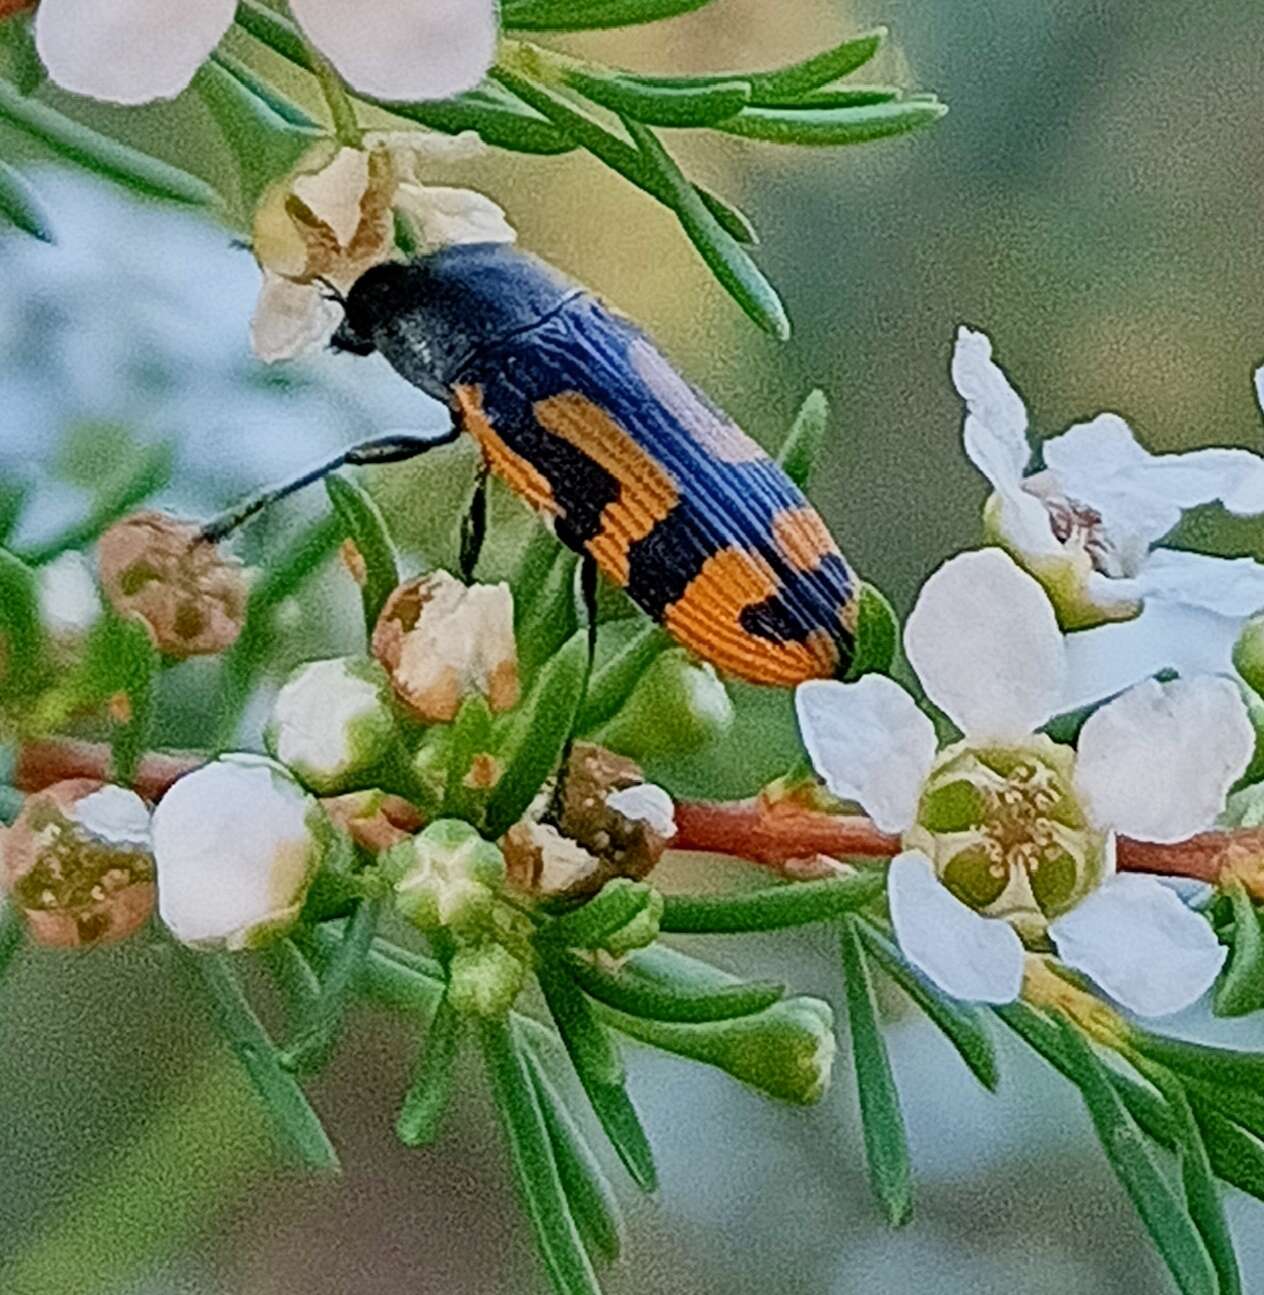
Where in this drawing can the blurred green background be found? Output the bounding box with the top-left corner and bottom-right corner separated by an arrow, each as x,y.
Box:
2,1 -> 1264,1292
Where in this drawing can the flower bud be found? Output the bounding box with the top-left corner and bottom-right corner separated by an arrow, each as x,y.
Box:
1235,615 -> 1264,698
36,551 -> 101,652
2,779 -> 153,947
390,819 -> 506,936
320,789 -> 422,854
264,656 -> 396,793
371,572 -> 518,724
600,884 -> 664,958
152,755 -> 328,949
592,648 -> 733,761
447,940 -> 528,1018
97,512 -> 247,659
614,996 -> 837,1105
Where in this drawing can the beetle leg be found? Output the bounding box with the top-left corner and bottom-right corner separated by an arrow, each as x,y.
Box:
548,553 -> 601,821
199,422 -> 461,543
459,465 -> 489,582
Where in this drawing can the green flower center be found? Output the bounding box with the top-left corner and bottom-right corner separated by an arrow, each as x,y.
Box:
905,736 -> 1106,940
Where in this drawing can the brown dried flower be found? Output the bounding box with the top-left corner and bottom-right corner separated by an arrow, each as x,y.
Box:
371,571 -> 518,724
3,779 -> 154,948
97,512 -> 248,658
503,744 -> 676,900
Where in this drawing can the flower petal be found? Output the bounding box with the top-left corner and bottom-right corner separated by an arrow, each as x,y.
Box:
1075,676 -> 1254,841
250,272 -> 342,363
395,184 -> 516,249
1043,414 -> 1184,549
292,0 -> 497,102
1046,412 -> 1264,531
1049,874 -> 1226,1017
794,676 -> 936,833
904,548 -> 1067,739
951,325 -> 1029,491
36,0 -> 234,104
888,851 -> 1024,1003
1125,548 -> 1264,619
1060,599 -> 1244,711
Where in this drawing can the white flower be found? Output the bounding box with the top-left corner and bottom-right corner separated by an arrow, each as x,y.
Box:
251,137 -> 514,361
152,755 -> 328,949
35,0 -> 497,106
953,326 -> 1264,705
36,550 -> 101,642
796,548 -> 1254,1017
265,655 -> 395,793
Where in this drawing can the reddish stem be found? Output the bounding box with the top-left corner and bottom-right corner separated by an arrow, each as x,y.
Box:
12,739 -> 1264,894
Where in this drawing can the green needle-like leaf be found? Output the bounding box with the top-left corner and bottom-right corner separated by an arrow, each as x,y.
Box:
564,945 -> 785,1023
104,613 -> 159,786
181,947 -> 339,1171
441,694 -> 496,825
0,901 -> 25,983
501,0 -> 716,32
0,80 -> 217,208
578,621 -> 671,732
484,630 -> 588,838
194,57 -> 321,212
282,896 -> 383,1073
542,879 -> 657,952
776,389 -> 829,489
515,543 -> 580,676
1141,1063 -> 1243,1295
0,160 -> 52,242
1214,878 -> 1264,1017
995,1001 -> 1264,1205
624,116 -> 789,338
525,1049 -> 626,1265
716,98 -> 946,147
660,870 -> 883,933
744,29 -> 887,104
17,443 -> 172,565
324,472 -> 400,635
564,70 -> 749,128
481,1019 -> 604,1295
539,959 -> 626,1088
0,14 -> 45,96
397,990 -> 464,1147
1055,1018 -> 1218,1295
844,583 -> 900,681
840,918 -> 912,1225
0,478 -> 30,543
260,937 -> 322,1033
491,65 -> 787,336
210,49 -> 319,129
856,920 -> 998,1091
0,545 -> 48,699
538,960 -> 656,1190
1130,1030 -> 1264,1096
623,29 -> 885,104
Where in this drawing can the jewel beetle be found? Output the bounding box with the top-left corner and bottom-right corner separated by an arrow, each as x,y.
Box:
215,242 -> 859,687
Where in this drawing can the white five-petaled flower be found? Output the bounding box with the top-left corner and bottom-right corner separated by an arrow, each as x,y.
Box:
796,548 -> 1254,1017
251,133 -> 515,361
152,754 -> 330,949
953,326 -> 1264,709
35,0 -> 497,106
